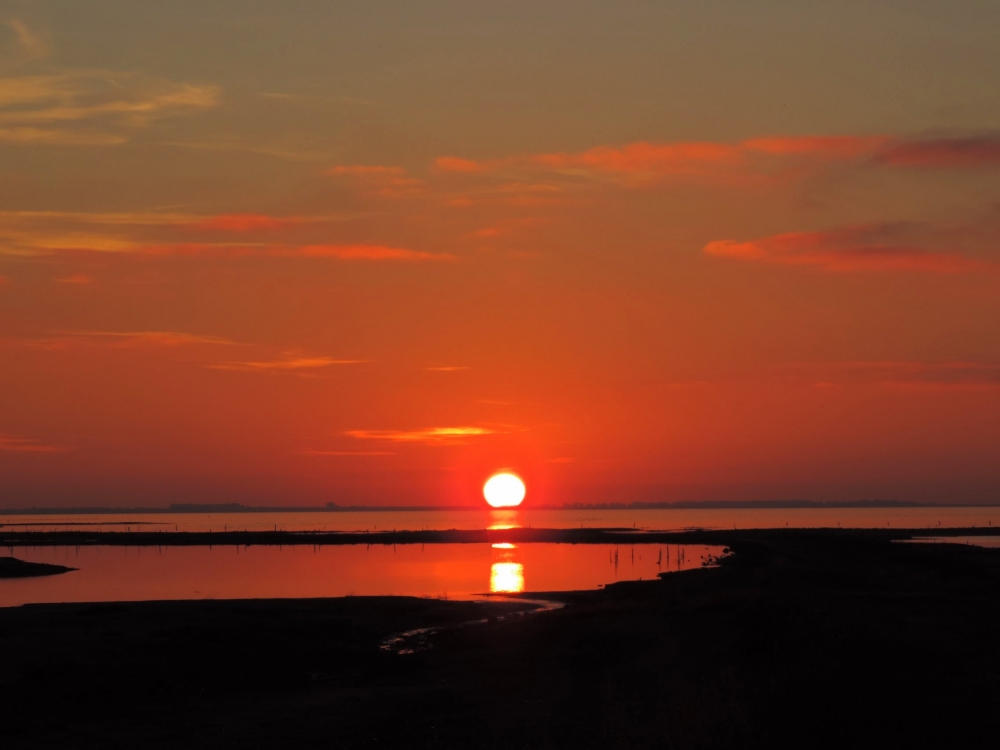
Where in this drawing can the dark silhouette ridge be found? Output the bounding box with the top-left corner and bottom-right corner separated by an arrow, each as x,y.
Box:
0,556 -> 75,578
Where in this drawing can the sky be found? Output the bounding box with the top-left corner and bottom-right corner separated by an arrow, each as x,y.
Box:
1,1 -> 1000,508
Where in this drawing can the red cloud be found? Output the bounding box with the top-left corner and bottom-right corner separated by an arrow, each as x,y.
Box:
704,226 -> 994,274
532,141 -> 741,179
124,242 -> 453,262
435,135 -> 892,186
0,434 -> 71,453
543,136 -> 891,177
328,165 -> 424,197
292,245 -> 454,261
874,136 -> 1000,168
433,134 -> 1000,189
434,156 -> 494,174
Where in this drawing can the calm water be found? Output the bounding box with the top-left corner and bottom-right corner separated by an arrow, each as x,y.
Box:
0,543 -> 721,608
2,506 -> 997,533
3,507 -> 995,608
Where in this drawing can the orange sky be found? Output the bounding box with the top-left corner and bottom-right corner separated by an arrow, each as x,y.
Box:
2,3 -> 999,507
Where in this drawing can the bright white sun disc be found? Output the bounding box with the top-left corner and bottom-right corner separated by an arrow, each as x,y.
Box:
483,472 -> 526,508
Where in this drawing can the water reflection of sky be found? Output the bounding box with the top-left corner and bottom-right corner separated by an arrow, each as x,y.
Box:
1,543 -> 722,607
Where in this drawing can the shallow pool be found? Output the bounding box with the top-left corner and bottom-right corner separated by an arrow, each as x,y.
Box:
0,542 -> 723,607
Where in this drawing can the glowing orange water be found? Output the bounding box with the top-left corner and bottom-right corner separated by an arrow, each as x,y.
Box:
0,542 -> 722,607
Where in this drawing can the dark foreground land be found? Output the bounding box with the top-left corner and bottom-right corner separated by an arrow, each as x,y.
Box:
0,556 -> 74,578
3,530 -> 1000,749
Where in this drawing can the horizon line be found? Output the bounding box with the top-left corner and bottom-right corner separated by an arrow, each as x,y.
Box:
1,500 -> 999,515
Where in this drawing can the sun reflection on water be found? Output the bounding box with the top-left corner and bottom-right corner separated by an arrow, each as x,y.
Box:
488,509 -> 522,530
490,562 -> 525,593
490,541 -> 524,592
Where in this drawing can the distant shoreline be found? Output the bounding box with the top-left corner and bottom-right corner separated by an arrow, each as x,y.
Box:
2,525 -> 999,548
2,500 -> 998,515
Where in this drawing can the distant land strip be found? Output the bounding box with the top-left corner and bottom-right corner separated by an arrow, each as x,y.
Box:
2,500 -> 999,515
1,526 -> 998,548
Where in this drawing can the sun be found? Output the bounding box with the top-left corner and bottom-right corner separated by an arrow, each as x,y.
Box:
483,472 -> 526,508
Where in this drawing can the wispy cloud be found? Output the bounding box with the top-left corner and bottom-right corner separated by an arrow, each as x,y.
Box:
0,126 -> 125,145
0,209 -> 344,228
446,182 -> 565,209
743,136 -> 889,158
530,141 -> 744,182
136,242 -> 452,262
259,91 -> 372,107
345,426 -> 498,444
6,19 -> 49,61
459,217 -> 549,242
25,330 -> 238,350
54,273 -> 93,284
328,164 -> 425,197
74,330 -> 235,346
210,357 -> 366,372
462,227 -> 502,240
785,361 -> 1000,390
434,133 -> 1000,191
703,224 -> 996,274
0,209 -> 208,227
14,332 -> 369,381
0,67 -> 219,145
300,449 -> 394,456
195,214 -> 305,232
0,209 -> 364,257
0,226 -> 139,255
0,433 -> 70,453
425,366 -> 470,372
0,210 -> 451,261
290,245 -> 453,261
329,165 -> 409,178
0,72 -> 218,123
158,137 -> 334,162
434,156 -> 493,174
874,135 -> 1000,168
435,135 -> 891,188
